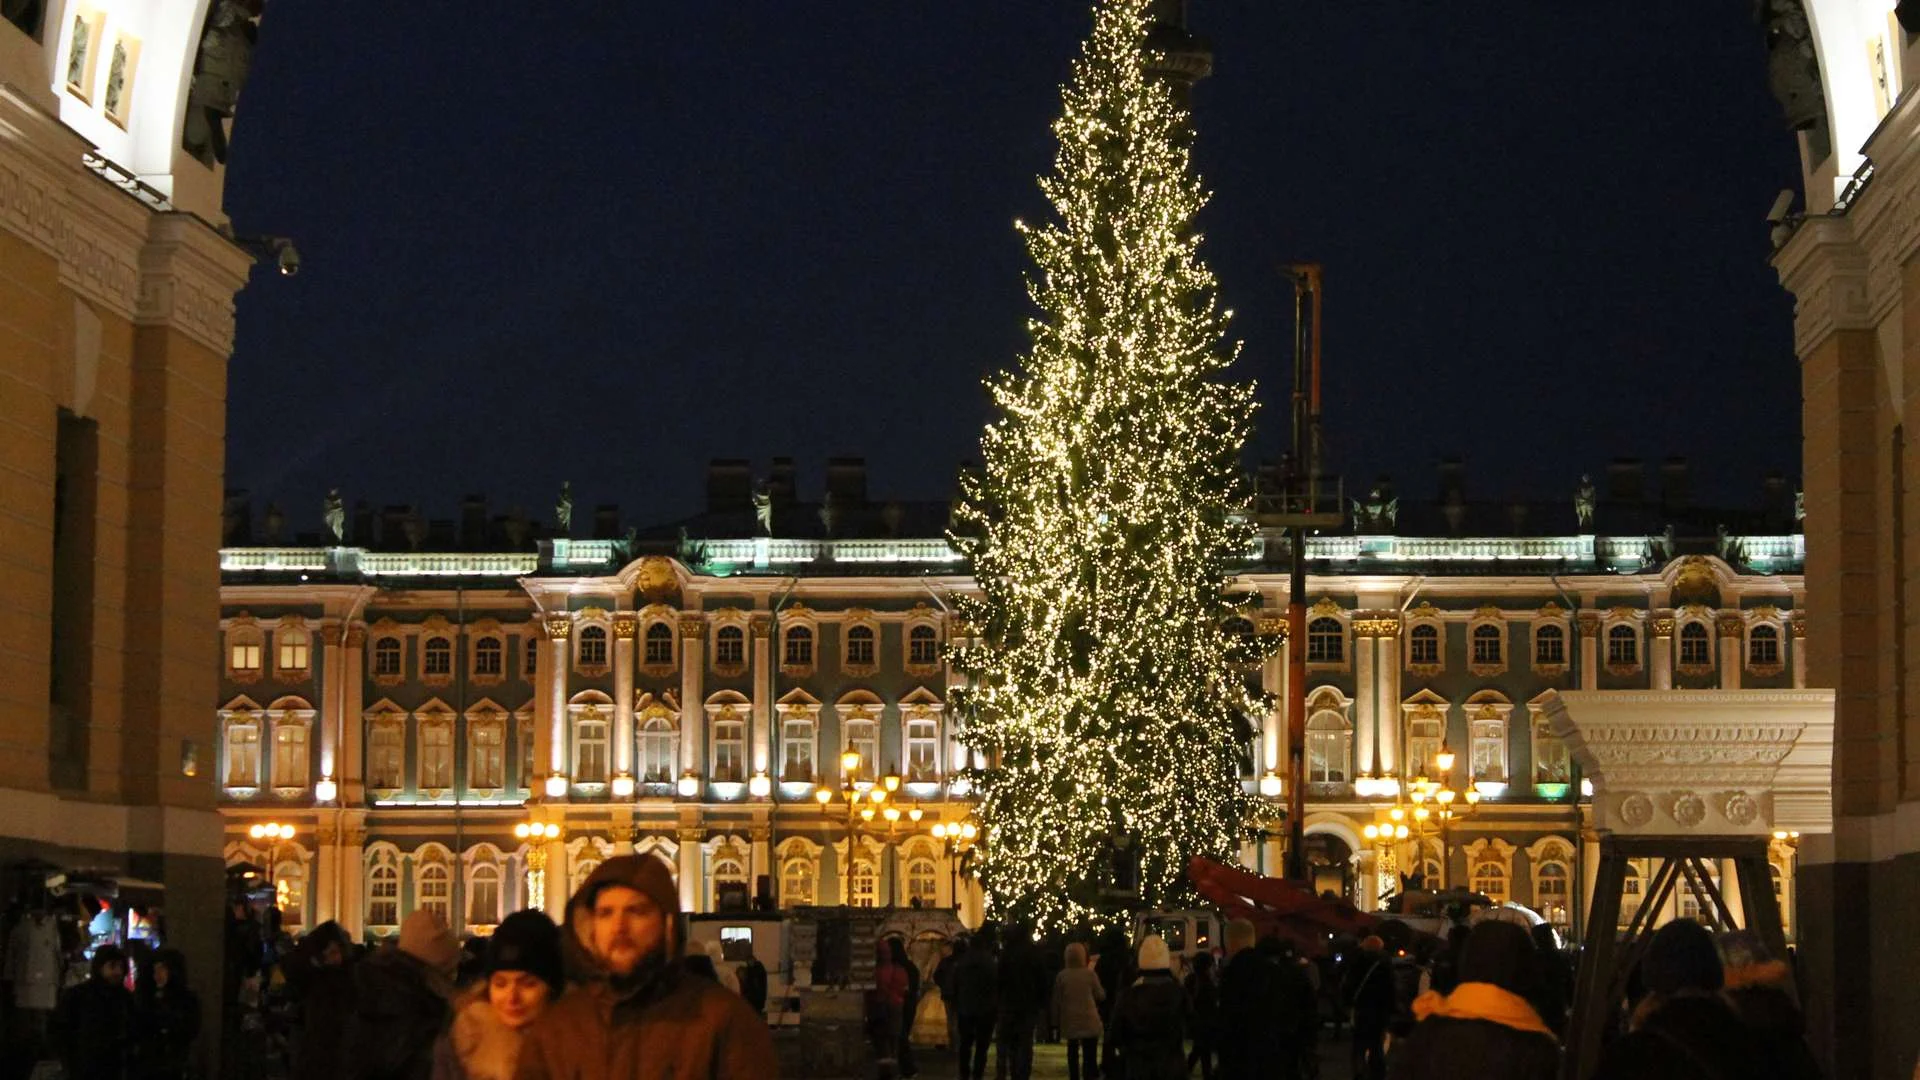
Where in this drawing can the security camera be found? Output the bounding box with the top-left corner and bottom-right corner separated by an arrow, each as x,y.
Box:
275,240 -> 300,277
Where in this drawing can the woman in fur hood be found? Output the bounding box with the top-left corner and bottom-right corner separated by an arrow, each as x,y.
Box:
431,910 -> 565,1080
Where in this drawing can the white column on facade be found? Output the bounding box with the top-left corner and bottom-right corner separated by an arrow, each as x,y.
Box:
1260,619 -> 1285,772
542,835 -> 568,918
1354,622 -> 1377,779
342,627 -> 367,802
1578,614 -> 1600,692
547,616 -> 571,775
315,817 -> 341,929
1375,623 -> 1400,775
1650,613 -> 1674,690
686,617 -> 713,774
339,814 -> 368,939
612,615 -> 636,777
678,827 -> 703,913
749,615 -> 771,774
319,622 -> 344,785
1717,615 -> 1743,690
1790,616 -> 1807,688
532,627 -> 555,786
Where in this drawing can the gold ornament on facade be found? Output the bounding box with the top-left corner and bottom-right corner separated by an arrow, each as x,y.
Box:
345,626 -> 367,648
635,556 -> 679,603
1716,614 -> 1746,638
1750,604 -> 1780,622
1309,597 -> 1343,618
1255,615 -> 1288,640
612,614 -> 638,640
545,615 -> 573,640
1408,602 -> 1442,621
1536,602 -> 1563,621
1650,618 -> 1676,637
1577,612 -> 1602,636
1671,555 -> 1718,601
678,614 -> 706,640
1474,604 -> 1504,621
321,624 -> 344,648
1790,618 -> 1806,639
1608,606 -> 1637,621
1354,616 -> 1401,638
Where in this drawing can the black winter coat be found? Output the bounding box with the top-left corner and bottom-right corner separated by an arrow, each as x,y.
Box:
283,936 -> 360,1080
1387,1016 -> 1558,1080
346,947 -> 453,1080
952,947 -> 999,1020
134,986 -> 201,1080
996,942 -> 1050,1023
1108,972 -> 1186,1080
1591,993 -> 1768,1080
56,978 -> 134,1080
1216,952 -> 1291,1079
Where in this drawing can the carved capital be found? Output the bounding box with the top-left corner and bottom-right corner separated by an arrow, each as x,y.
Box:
679,615 -> 707,640
545,615 -> 573,640
344,626 -> 367,648
1791,618 -> 1807,639
678,826 -> 705,844
1650,618 -> 1675,637
1716,614 -> 1746,638
612,614 -> 638,640
1353,615 -> 1401,639
1255,615 -> 1288,640
1577,612 -> 1602,637
750,614 -> 773,639
320,624 -> 345,648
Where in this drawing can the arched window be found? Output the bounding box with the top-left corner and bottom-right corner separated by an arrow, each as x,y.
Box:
1534,623 -> 1566,666
712,718 -> 745,782
1750,624 -> 1781,667
844,718 -> 878,781
373,637 -> 403,677
907,859 -> 938,906
1471,861 -> 1506,903
1607,624 -> 1639,667
368,859 -> 399,928
782,713 -> 816,782
1535,860 -> 1571,931
1306,618 -> 1344,664
524,636 -> 538,677
416,861 -> 451,925
644,622 -> 674,666
1679,622 -> 1712,668
274,860 -> 306,930
712,858 -> 749,911
1408,624 -> 1440,666
908,625 -> 940,667
468,862 -> 502,927
845,625 -> 876,668
783,625 -> 814,668
714,625 -> 746,668
474,637 -> 503,677
574,708 -> 608,784
783,859 -> 815,906
906,715 -> 940,781
423,636 -> 452,677
1471,624 -> 1503,666
277,628 -> 310,675
577,625 -> 609,668
639,716 -> 676,783
850,860 -> 877,907
1306,707 -> 1350,784
1618,862 -> 1645,928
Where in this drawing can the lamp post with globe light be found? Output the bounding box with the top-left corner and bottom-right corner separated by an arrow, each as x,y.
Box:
514,820 -> 563,911
815,748 -> 902,905
930,819 -> 980,913
1405,744 -> 1479,890
249,822 -> 297,912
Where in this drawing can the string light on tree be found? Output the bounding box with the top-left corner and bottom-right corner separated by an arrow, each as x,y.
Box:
952,0 -> 1266,932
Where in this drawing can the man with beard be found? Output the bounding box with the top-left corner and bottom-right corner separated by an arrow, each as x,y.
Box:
516,855 -> 775,1080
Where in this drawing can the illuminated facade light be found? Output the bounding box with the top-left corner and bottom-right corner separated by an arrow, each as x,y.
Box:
544,774 -> 570,799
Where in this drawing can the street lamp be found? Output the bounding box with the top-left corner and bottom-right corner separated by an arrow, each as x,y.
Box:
749,771 -> 772,799
249,822 -> 297,913
677,771 -> 701,799
514,820 -> 563,910
314,776 -> 338,804
931,819 -> 979,914
821,749 -> 897,905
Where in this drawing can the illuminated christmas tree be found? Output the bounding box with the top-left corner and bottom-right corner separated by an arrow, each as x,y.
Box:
952,0 -> 1265,931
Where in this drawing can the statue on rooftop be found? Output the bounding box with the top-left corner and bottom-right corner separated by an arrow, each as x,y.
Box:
555,482 -> 573,536
1574,475 -> 1596,531
753,484 -> 774,536
1350,480 -> 1397,533
263,503 -> 284,543
323,488 -> 345,542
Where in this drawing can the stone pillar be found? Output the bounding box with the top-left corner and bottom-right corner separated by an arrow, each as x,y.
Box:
751,823 -> 772,904
1791,617 -> 1807,689
682,615 -> 710,772
612,614 -> 636,778
314,817 -> 342,928
1374,619 -> 1401,775
678,824 -> 704,913
1650,614 -> 1674,690
339,815 -> 368,939
1354,620 -> 1377,780
541,833 -> 568,918
1259,617 -> 1286,772
1717,614 -> 1745,690
532,625 -> 554,787
1577,614 -> 1601,692
342,627 -> 367,803
612,808 -> 635,855
319,623 -> 344,788
545,615 -> 572,777
1263,834 -> 1285,876
749,615 -> 771,774
1720,856 -> 1744,927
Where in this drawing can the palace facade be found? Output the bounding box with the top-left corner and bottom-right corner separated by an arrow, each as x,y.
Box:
215,459 -> 1811,946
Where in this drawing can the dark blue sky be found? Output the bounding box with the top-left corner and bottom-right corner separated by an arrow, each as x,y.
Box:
222,2 -> 1803,534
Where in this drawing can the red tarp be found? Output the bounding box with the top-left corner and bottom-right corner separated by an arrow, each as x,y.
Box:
1187,856 -> 1380,957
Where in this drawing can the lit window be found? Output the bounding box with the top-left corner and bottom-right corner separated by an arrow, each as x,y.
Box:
274,861 -> 305,930
644,622 -> 674,666
715,626 -> 746,667
417,862 -> 451,926
277,630 -> 309,673
1534,623 -> 1565,666
474,637 -> 503,676
1533,713 -> 1569,784
1750,625 -> 1781,667
712,859 -> 748,911
784,626 -> 814,667
368,861 -> 399,928
1408,624 -> 1440,666
1607,625 -> 1638,667
850,861 -> 877,907
578,625 -> 608,668
1679,623 -> 1711,667
469,720 -> 504,789
1471,862 -> 1507,903
423,637 -> 452,677
469,863 -> 501,928
1406,710 -> 1442,779
907,859 -> 938,906
783,859 -> 815,906
231,639 -> 262,674
574,710 -> 608,784
1470,712 -> 1506,783
271,721 -> 309,788
639,716 -> 676,783
225,718 -> 260,787
1619,863 -> 1644,928
907,716 -> 940,781
419,720 -> 453,789
1471,624 -> 1503,666
782,716 -> 816,782
1306,707 -> 1350,784
1536,861 -> 1570,930
524,637 -> 538,677
908,625 -> 940,667
373,638 -> 402,677
845,625 -> 876,668
712,719 -> 745,782
844,718 -> 878,780
368,720 -> 404,789
1306,618 -> 1344,664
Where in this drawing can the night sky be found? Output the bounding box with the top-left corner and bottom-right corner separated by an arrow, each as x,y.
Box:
221,3 -> 1804,536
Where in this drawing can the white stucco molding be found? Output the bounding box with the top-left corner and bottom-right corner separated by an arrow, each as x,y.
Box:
1540,690 -> 1834,838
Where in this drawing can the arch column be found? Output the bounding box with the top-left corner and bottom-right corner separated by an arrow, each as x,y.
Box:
1790,617 -> 1807,688
682,615 -> 710,773
545,616 -> 572,779
612,615 -> 636,778
1259,617 -> 1287,772
1373,619 -> 1400,774
1717,615 -> 1744,690
1577,614 -> 1601,691
1650,614 -> 1674,690
342,627 -> 367,803
750,615 -> 772,774
1353,621 -> 1377,781
677,824 -> 703,912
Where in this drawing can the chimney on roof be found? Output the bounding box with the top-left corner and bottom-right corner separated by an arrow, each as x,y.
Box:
1659,457 -> 1689,512
593,504 -> 620,540
706,459 -> 752,515
826,457 -> 868,506
769,458 -> 798,505
461,494 -> 489,549
1606,458 -> 1644,503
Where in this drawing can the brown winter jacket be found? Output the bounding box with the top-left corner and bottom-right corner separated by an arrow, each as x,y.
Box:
514,855 -> 777,1080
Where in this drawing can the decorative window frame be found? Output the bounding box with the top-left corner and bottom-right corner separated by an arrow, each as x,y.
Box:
573,608 -> 613,676
1403,603 -> 1444,677
273,616 -> 312,683
1531,603 -> 1570,678
1303,685 -> 1354,789
833,835 -> 887,908
1525,836 -> 1576,931
522,629 -> 540,682
219,695 -> 264,796
365,843 -> 404,934
1525,691 -> 1572,792
1400,689 -> 1448,782
840,608 -> 881,678
775,687 -> 822,786
1462,837 -> 1516,903
369,618 -> 406,687
1304,598 -> 1350,671
835,690 -> 886,781
637,603 -> 678,676
415,698 -> 457,797
364,699 -> 408,797
513,702 -> 536,792
903,603 -> 943,677
900,837 -> 942,908
568,690 -> 614,790
419,614 -> 457,688
225,613 -> 265,685
777,836 -> 823,907
901,686 -> 946,787
704,835 -> 753,912
635,694 -> 680,787
464,699 -> 509,796
1675,605 -> 1716,676
705,691 -> 751,783
265,695 -> 316,797
1602,608 -> 1643,675
1466,606 -> 1507,677
1463,690 -> 1512,793
461,843 -> 508,932
780,604 -> 819,677
709,609 -> 750,677
1745,605 -> 1787,676
469,618 -> 507,687
567,835 -> 619,888
412,843 -> 456,928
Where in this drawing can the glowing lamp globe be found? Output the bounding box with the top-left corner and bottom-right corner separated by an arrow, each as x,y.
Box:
676,773 -> 700,799
814,787 -> 832,805
748,773 -> 772,798
1258,772 -> 1283,798
883,806 -> 901,824
860,807 -> 876,823
314,777 -> 338,803
931,822 -> 949,840
908,806 -> 924,823
1363,824 -> 1379,841
610,774 -> 636,799
1435,747 -> 1456,773
960,822 -> 978,841
544,774 -> 570,799
514,823 -> 532,840
841,749 -> 862,775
